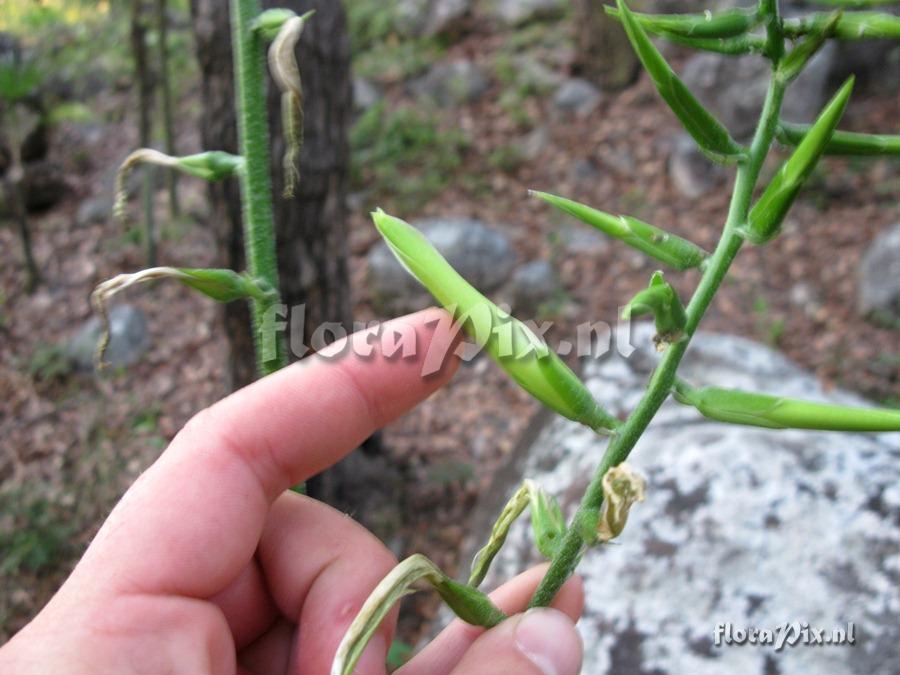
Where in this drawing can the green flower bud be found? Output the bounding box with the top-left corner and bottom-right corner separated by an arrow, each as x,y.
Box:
777,122 -> 900,156
654,33 -> 767,56
622,271 -> 686,348
616,0 -> 745,163
742,77 -> 854,245
778,11 -> 842,83
91,267 -> 273,368
673,380 -> 900,431
785,10 -> 900,40
332,555 -> 505,675
114,150 -> 244,219
372,209 -> 618,432
605,5 -> 760,39
531,191 -> 709,270
530,486 -> 567,558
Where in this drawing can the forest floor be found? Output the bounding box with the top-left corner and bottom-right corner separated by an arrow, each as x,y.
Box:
1,7 -> 898,651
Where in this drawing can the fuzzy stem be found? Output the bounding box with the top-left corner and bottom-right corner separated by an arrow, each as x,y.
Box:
529,75 -> 788,608
230,0 -> 287,375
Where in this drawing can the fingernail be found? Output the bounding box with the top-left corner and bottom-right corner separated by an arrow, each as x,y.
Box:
515,608 -> 583,675
353,633 -> 387,674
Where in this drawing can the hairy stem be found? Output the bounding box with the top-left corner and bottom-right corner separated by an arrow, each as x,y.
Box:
529,74 -> 788,608
230,0 -> 287,375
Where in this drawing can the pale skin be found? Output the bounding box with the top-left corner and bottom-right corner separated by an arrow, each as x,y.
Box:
0,308 -> 584,675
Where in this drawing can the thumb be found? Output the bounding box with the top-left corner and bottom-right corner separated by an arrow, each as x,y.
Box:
449,608 -> 583,675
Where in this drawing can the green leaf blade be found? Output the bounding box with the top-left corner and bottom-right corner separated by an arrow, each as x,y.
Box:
604,6 -> 761,39
777,123 -> 900,156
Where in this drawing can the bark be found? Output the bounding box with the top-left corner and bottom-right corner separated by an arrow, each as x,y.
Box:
155,0 -> 180,217
188,0 -> 352,389
573,0 -> 640,91
130,0 -> 157,265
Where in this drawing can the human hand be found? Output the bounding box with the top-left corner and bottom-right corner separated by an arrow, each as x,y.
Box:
0,308 -> 583,674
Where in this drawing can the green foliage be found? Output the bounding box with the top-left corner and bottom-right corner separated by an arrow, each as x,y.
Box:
27,342 -> 72,384
0,485 -> 73,576
351,103 -> 468,211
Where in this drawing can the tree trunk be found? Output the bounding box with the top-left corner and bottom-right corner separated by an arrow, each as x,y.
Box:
188,0 -> 353,389
572,0 -> 639,91
130,0 -> 157,265
155,0 -> 180,217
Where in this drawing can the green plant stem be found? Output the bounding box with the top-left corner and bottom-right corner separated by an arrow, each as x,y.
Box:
529,75 -> 788,609
230,0 -> 287,375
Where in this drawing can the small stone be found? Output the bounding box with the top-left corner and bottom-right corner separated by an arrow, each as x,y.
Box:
75,196 -> 113,227
668,133 -> 726,199
409,60 -> 490,106
552,78 -> 602,117
65,304 -> 149,372
570,157 -> 600,184
352,76 -> 381,113
519,125 -> 550,161
857,222 -> 900,322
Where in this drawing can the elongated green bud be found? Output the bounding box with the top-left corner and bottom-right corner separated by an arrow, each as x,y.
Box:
373,209 -> 619,432
784,11 -> 900,39
604,5 -> 760,39
331,555 -> 505,675
654,33 -> 768,56
468,480 -> 567,588
622,271 -> 686,348
673,380 -> 900,431
741,77 -> 854,245
616,0 -> 745,163
777,122 -> 900,156
91,267 -> 274,368
778,11 -> 842,82
531,191 -> 709,270
809,0 -> 896,7
114,149 -> 244,219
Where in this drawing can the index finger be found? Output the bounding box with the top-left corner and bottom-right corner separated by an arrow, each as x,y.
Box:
77,308 -> 460,598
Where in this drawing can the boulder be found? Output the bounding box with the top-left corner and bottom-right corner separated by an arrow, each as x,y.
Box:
409,60 -> 490,106
668,133 -> 726,199
509,260 -> 559,316
368,217 -> 516,314
395,0 -> 472,37
857,222 -> 900,323
65,304 -> 149,372
681,45 -> 836,139
485,0 -> 567,26
455,323 -> 900,675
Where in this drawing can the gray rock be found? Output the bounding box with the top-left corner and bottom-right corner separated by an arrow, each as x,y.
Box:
352,76 -> 381,113
410,60 -> 490,106
681,45 -> 836,139
65,304 -> 149,372
570,157 -> 600,184
395,0 -> 472,37
857,222 -> 900,321
668,133 -> 726,199
455,323 -> 900,675
368,218 -> 516,313
518,125 -> 550,161
75,196 -> 113,227
509,260 -> 559,316
486,0 -> 567,25
508,55 -> 564,95
552,78 -> 601,116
